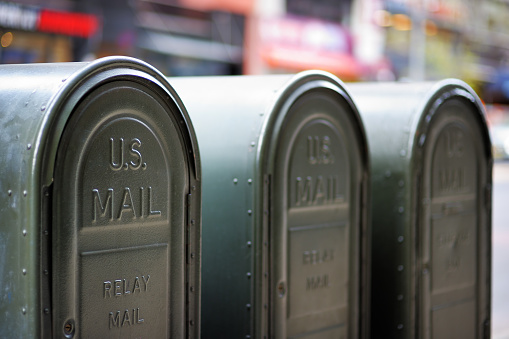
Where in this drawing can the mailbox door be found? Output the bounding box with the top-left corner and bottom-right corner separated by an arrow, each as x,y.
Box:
52,80 -> 189,338
272,88 -> 364,338
419,98 -> 490,339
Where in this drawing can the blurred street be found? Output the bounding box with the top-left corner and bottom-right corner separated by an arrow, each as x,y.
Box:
493,161 -> 509,339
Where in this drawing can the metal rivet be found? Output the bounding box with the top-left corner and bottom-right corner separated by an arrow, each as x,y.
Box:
398,236 -> 404,243
40,105 -> 46,111
247,179 -> 253,184
247,210 -> 252,215
233,178 -> 238,184
250,141 -> 256,147
27,144 -> 31,150
400,149 -> 407,157
246,304 -> 251,310
397,265 -> 404,272
397,294 -> 404,301
22,307 -> 26,315
246,272 -> 252,279
23,190 -> 27,197
22,229 -> 27,236
44,308 -> 50,314
22,268 -> 26,275
7,189 -> 12,196
397,324 -> 404,330
247,241 -> 252,247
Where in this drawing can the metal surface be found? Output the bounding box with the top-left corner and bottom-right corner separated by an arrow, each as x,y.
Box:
171,72 -> 369,339
0,56 -> 201,338
347,80 -> 492,339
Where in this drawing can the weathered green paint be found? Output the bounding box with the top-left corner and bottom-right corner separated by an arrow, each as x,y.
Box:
171,72 -> 370,339
0,57 -> 201,338
347,80 -> 492,339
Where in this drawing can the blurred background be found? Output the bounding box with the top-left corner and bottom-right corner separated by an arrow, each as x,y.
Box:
1,0 -> 509,337
4,0 -> 509,138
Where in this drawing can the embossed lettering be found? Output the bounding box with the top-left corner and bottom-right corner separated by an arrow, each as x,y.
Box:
109,137 -> 146,171
109,311 -> 120,329
103,275 -> 150,297
91,187 -> 160,222
295,175 -> 343,206
129,138 -> 143,170
122,309 -> 131,327
303,249 -> 334,265
110,138 -> 124,171
109,308 -> 144,329
306,274 -> 330,290
307,136 -> 334,165
104,281 -> 112,298
437,231 -> 470,247
118,187 -> 136,219
445,130 -> 464,158
93,188 -> 114,221
438,168 -> 465,192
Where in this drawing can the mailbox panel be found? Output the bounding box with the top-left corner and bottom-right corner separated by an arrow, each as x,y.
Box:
273,90 -> 362,339
53,80 -> 189,338
420,100 -> 485,339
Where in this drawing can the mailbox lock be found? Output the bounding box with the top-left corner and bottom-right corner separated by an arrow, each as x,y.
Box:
277,281 -> 286,298
63,319 -> 75,338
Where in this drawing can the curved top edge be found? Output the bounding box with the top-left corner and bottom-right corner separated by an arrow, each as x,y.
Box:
257,69 -> 369,175
38,56 -> 200,186
410,78 -> 492,163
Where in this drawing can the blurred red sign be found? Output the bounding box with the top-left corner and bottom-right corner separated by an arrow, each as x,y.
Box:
0,2 -> 99,38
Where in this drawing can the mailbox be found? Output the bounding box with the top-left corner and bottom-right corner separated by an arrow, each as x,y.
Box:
0,57 -> 201,338
171,72 -> 369,339
347,80 -> 492,339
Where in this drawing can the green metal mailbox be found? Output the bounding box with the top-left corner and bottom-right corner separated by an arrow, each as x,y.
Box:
171,72 -> 370,339
0,57 -> 201,338
347,80 -> 492,339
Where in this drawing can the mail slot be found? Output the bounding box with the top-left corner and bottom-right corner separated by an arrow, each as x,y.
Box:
347,80 -> 492,339
0,57 -> 201,338
171,72 -> 369,339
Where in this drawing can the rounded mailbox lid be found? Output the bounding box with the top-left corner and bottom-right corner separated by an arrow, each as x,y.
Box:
417,85 -> 491,339
49,58 -> 200,338
268,77 -> 368,339
170,72 -> 369,339
347,80 -> 491,339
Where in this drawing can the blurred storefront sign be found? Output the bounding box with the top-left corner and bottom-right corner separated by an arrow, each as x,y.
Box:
249,15 -> 363,80
178,0 -> 254,15
0,1 -> 99,38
